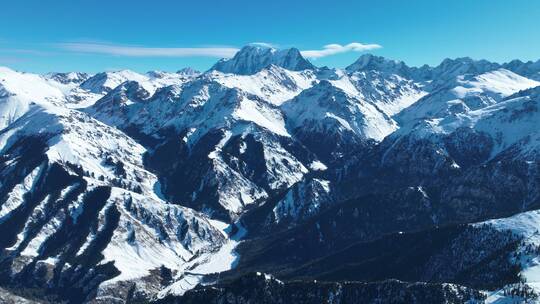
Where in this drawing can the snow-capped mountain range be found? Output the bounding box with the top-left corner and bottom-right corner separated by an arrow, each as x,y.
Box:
1,44 -> 540,303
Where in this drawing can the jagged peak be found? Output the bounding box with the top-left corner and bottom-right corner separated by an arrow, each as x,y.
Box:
283,79 -> 397,141
504,59 -> 526,66
433,57 -> 500,75
210,44 -> 315,75
150,83 -> 184,101
45,72 -> 90,84
348,53 -> 405,67
502,59 -> 540,80
437,56 -> 497,68
146,70 -> 170,78
80,69 -> 148,94
174,76 -> 246,106
96,80 -> 151,105
176,67 -> 201,76
346,53 -> 410,76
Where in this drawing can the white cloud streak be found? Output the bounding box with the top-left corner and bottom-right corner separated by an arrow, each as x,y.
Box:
56,41 -> 381,59
0,56 -> 25,64
248,42 -> 278,48
300,42 -> 382,59
57,42 -> 239,58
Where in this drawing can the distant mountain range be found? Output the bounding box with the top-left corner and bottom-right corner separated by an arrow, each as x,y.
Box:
1,44 -> 540,303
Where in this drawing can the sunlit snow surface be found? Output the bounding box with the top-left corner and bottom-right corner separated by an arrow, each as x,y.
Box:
96,189 -> 225,284
479,211 -> 540,303
397,84 -> 540,160
397,68 -> 539,125
158,220 -> 247,297
211,66 -> 316,106
0,67 -> 227,294
0,67 -> 66,129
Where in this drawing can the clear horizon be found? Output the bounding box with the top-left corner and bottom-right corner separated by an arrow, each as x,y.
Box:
1,0 -> 539,73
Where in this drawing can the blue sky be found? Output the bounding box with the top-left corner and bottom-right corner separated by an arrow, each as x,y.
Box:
1,0 -> 539,73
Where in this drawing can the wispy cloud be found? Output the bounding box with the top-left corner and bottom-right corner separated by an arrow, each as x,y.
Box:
54,41 -> 381,59
57,42 -> 239,58
0,56 -> 26,64
0,48 -> 51,56
301,42 -> 382,59
248,42 -> 278,48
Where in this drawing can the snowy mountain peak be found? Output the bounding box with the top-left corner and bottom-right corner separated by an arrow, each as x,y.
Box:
210,45 -> 315,75
400,79 -> 540,160
146,70 -> 170,78
431,57 -> 500,80
85,80 -> 152,127
0,67 -> 66,129
177,67 -> 201,76
146,69 -> 200,79
346,54 -> 410,76
396,68 -> 539,125
104,80 -> 151,101
273,47 -> 315,71
80,70 -> 148,94
505,82 -> 540,100
283,79 -> 397,143
502,59 -> 540,81
45,72 -> 90,84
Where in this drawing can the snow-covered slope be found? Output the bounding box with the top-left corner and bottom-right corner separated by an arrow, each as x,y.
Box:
80,70 -> 150,94
80,69 -> 194,96
85,80 -> 153,128
209,65 -> 316,106
0,96 -> 236,302
478,209 -> 540,300
283,80 -> 397,142
272,178 -> 333,226
86,75 -> 315,219
89,78 -> 291,139
45,72 -> 89,86
398,84 -> 540,158
346,54 -> 413,77
0,67 -> 66,130
426,57 -> 502,86
163,80 -> 291,139
396,69 -> 539,125
345,70 -> 427,116
136,80 -> 312,218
